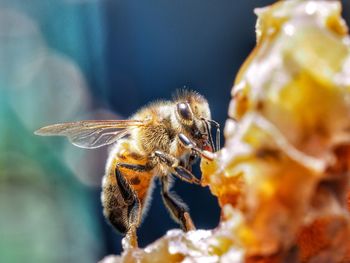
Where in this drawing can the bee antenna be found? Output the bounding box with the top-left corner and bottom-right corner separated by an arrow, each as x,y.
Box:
201,118 -> 215,153
214,122 -> 220,151
202,118 -> 221,151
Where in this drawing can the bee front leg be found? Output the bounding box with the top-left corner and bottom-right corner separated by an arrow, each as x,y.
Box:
178,133 -> 215,160
153,151 -> 200,185
160,176 -> 196,231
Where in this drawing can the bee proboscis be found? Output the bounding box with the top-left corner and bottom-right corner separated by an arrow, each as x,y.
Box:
35,90 -> 220,249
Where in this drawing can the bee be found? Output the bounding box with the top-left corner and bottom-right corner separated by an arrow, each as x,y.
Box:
35,90 -> 220,249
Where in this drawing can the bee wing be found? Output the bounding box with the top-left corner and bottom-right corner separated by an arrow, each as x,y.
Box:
34,120 -> 144,149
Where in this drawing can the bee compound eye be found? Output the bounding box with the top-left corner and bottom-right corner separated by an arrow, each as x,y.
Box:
177,103 -> 193,121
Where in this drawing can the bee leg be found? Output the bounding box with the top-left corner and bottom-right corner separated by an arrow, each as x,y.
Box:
118,163 -> 153,172
160,176 -> 196,231
187,153 -> 199,171
173,166 -> 201,185
114,166 -> 141,250
122,202 -> 140,250
178,133 -> 215,160
154,151 -> 200,184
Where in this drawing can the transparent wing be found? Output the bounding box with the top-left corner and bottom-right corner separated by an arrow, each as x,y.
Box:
34,120 -> 144,149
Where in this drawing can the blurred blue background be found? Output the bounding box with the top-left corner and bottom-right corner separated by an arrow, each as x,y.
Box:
0,0 -> 349,262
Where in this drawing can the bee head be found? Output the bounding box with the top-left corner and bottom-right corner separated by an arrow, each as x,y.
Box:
173,89 -> 219,152
173,89 -> 211,125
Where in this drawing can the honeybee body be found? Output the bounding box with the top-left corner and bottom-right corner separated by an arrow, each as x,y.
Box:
35,90 -> 220,249
102,102 -> 193,233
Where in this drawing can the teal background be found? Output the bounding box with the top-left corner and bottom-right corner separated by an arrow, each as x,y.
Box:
0,0 -> 348,262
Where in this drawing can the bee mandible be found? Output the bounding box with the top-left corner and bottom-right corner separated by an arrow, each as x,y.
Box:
35,90 -> 220,249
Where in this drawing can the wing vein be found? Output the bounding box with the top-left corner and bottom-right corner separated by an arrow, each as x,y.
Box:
35,119 -> 143,149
